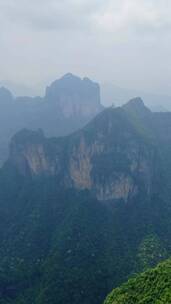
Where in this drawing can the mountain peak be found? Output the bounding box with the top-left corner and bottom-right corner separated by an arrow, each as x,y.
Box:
123,97 -> 151,114
61,73 -> 80,80
46,73 -> 99,92
124,97 -> 145,107
45,73 -> 103,118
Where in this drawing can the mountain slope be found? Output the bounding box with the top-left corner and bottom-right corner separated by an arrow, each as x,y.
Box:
104,259 -> 171,304
0,100 -> 171,303
8,104 -> 159,202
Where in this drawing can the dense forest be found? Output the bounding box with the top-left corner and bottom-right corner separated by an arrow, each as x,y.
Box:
104,259 -> 171,304
0,99 -> 171,303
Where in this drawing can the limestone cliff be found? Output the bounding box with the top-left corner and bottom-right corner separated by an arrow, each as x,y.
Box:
7,101 -> 159,202
45,73 -> 103,119
9,129 -> 56,176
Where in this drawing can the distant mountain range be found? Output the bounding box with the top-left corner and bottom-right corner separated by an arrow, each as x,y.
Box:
0,73 -> 103,165
2,76 -> 171,112
1,98 -> 171,303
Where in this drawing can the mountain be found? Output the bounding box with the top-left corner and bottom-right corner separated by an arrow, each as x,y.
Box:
104,259 -> 171,304
1,99 -> 171,303
45,73 -> 101,118
0,73 -> 103,166
101,83 -> 171,111
8,106 -> 155,201
0,80 -> 38,97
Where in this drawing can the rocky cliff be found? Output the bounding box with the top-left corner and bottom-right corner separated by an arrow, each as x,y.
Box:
45,73 -> 102,118
8,100 -> 159,202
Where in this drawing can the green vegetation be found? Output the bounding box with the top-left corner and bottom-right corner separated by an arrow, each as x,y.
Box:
104,259 -> 171,304
0,100 -> 171,303
136,234 -> 168,272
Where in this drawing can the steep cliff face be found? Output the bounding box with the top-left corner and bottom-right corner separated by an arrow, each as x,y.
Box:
45,73 -> 102,118
9,130 -> 56,176
68,130 -> 155,201
8,101 -> 159,202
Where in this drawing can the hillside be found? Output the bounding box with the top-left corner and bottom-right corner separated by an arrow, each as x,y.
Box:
104,259 -> 171,304
0,99 -> 171,303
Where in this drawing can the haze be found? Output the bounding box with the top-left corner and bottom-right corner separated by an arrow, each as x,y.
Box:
0,0 -> 171,95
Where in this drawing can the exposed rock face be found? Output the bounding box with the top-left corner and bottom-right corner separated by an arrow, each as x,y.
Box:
8,101 -> 159,203
69,137 -> 93,189
45,73 -> 102,118
68,138 -> 142,202
95,175 -> 137,201
9,130 -> 56,176
11,143 -> 55,176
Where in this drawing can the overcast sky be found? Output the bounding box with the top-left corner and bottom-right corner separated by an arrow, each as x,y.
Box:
0,0 -> 171,94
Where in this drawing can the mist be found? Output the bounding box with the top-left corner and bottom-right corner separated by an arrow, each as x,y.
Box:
0,0 -> 171,96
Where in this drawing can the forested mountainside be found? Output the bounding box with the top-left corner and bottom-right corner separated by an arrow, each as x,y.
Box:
0,73 -> 103,165
1,98 -> 171,303
104,259 -> 171,304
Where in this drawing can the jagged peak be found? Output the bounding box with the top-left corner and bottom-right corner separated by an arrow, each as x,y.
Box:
46,73 -> 99,94
126,96 -> 144,105
61,73 -> 81,81
123,97 -> 151,113
45,73 -> 101,112
57,73 -> 97,84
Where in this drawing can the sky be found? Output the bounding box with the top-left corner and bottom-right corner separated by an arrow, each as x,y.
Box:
0,0 -> 171,95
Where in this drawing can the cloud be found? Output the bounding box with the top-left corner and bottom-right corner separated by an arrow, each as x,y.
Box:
0,0 -> 103,31
0,0 -> 171,34
0,0 -> 171,95
93,0 -> 171,35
